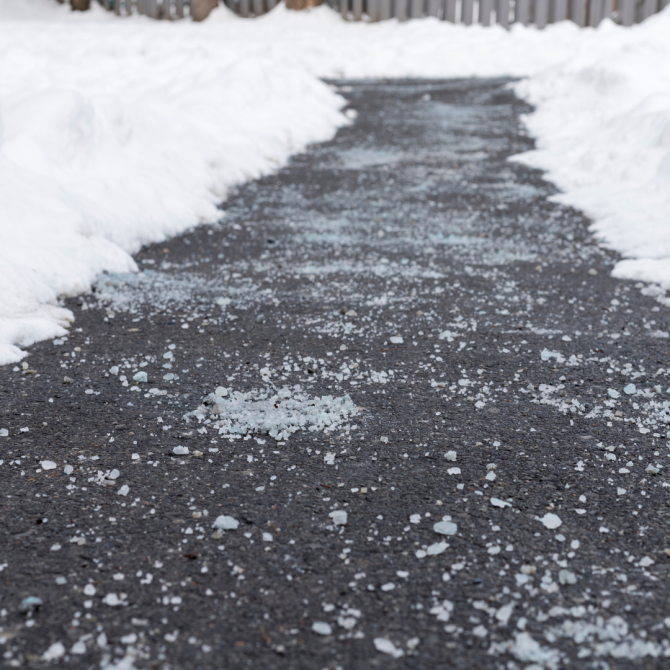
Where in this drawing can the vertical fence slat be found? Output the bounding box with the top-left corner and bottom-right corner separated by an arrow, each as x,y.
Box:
443,0 -> 456,19
367,0 -> 380,20
551,0 -> 568,20
267,0 -> 277,9
535,0 -> 549,25
496,0 -> 510,24
462,0 -> 474,23
252,0 -> 263,15
427,0 -> 440,15
479,0 -> 494,23
619,0 -> 635,23
592,0 -> 602,24
661,0 -> 670,9
410,0 -> 424,17
353,0 -> 363,19
569,0 -> 587,24
174,0 -> 183,17
395,0 -> 408,19
380,0 -> 392,18
514,0 -> 530,23
641,0 -> 657,19
340,0 -> 348,18
239,0 -> 249,17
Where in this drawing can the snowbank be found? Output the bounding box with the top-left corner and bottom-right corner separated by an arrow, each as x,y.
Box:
0,3 -> 668,363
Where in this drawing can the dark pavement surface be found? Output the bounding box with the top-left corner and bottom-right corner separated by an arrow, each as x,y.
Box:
2,79 -> 670,669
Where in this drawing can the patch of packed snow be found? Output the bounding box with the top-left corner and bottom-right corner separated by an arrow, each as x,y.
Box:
186,385 -> 358,441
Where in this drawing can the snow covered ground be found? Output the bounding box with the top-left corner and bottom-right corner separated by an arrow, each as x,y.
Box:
0,0 -> 668,364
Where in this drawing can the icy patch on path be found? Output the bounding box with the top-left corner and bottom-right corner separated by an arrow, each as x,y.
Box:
185,386 -> 358,441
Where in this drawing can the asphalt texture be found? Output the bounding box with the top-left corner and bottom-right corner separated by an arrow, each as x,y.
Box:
2,78 -> 670,670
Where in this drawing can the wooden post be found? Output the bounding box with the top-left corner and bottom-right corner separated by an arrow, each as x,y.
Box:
619,0 -> 635,23
191,0 -> 218,18
396,0 -> 408,19
252,0 -> 264,14
427,0 -> 440,15
71,0 -> 90,10
443,0 -> 456,21
640,0 -> 657,19
380,0 -> 392,19
410,0 -> 424,17
367,0 -> 381,19
353,0 -> 363,18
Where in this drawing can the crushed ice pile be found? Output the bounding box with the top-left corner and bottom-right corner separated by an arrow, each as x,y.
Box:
185,386 -> 358,441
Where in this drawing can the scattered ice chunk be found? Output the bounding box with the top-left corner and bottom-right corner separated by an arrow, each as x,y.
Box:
329,510 -> 348,526
83,584 -> 96,596
118,485 -> 129,496
485,471 -> 496,481
324,452 -> 335,465
374,638 -> 404,658
102,593 -> 125,606
639,556 -> 654,567
0,428 -> 8,437
541,349 -> 565,363
381,583 -> 395,592
491,498 -> 511,508
623,383 -> 637,395
262,532 -> 273,542
444,450 -> 457,461
64,464 -> 73,475
409,514 -> 421,524
607,389 -> 620,398
447,467 -> 461,475
173,446 -> 189,455
311,622 -> 332,636
109,366 -> 119,375
433,520 -> 457,536
646,464 -> 661,475
389,336 -> 403,344
40,460 -> 57,471
488,546 -> 501,555
426,542 -> 448,556
133,371 -> 148,383
109,469 -> 120,480
42,642 -> 65,661
496,603 -> 514,626
212,515 -> 239,531
558,569 -> 577,585
538,513 -> 562,529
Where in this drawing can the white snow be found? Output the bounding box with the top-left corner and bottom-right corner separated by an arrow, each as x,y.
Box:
1,3 -> 669,362
538,512 -> 562,529
187,386 -> 358,441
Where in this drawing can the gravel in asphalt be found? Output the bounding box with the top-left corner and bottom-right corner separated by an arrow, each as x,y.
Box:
2,78 -> 670,669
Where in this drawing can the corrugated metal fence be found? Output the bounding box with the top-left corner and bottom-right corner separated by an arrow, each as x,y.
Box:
97,0 -> 668,25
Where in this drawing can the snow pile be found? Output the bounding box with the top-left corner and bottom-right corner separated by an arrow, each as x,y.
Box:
185,385 -> 358,440
1,3 -> 670,363
514,12 -> 670,288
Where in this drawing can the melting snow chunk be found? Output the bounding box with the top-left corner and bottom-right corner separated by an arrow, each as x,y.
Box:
117,485 -> 129,496
538,513 -> 562,529
389,336 -> 403,344
433,520 -> 458,536
312,622 -> 332,636
491,498 -> 511,508
623,383 -> 637,395
607,389 -> 620,399
374,638 -> 404,658
186,386 -> 358,442
212,515 -> 239,531
329,510 -> 348,526
133,371 -> 148,383
173,446 -> 189,455
540,349 -> 565,363
444,450 -> 457,461
426,542 -> 448,556
40,460 -> 57,471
